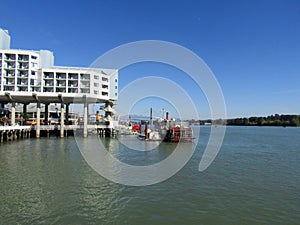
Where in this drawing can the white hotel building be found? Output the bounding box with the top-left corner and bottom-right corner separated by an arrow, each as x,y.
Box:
0,28 -> 118,100
0,27 -> 118,137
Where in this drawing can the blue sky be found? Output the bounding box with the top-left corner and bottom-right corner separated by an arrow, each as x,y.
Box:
1,0 -> 300,118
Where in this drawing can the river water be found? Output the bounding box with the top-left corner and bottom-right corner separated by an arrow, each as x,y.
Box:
0,126 -> 299,224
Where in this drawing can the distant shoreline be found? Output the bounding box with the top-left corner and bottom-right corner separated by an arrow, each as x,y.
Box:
188,114 -> 300,127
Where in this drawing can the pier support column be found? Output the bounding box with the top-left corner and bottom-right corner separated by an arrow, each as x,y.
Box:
11,102 -> 16,126
65,103 -> 69,125
36,102 -> 41,138
83,103 -> 88,138
23,103 -> 28,125
60,104 -> 65,138
45,103 -> 49,125
12,130 -> 16,140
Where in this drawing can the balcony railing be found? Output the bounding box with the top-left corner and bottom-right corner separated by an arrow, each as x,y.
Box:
68,89 -> 78,93
18,56 -> 29,61
18,87 -> 28,92
43,87 -> 54,92
56,73 -> 66,79
44,80 -> 54,86
80,89 -> 90,93
18,66 -> 29,70
5,73 -> 15,77
69,84 -> 78,87
56,88 -> 66,93
5,82 -> 15,86
68,74 -> 78,80
44,76 -> 54,79
80,74 -> 90,80
5,57 -> 16,61
4,86 -> 15,91
17,83 -> 28,86
44,73 -> 54,79
80,85 -> 90,88
17,73 -> 28,78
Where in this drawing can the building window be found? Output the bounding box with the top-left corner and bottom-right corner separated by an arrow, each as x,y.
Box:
115,79 -> 117,82
94,82 -> 99,87
115,86 -> 117,89
31,71 -> 36,75
115,93 -> 118,96
94,75 -> 99,80
94,90 -> 98,94
31,55 -> 37,60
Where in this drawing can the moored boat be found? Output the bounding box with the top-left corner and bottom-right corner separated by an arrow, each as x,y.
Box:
134,109 -> 193,142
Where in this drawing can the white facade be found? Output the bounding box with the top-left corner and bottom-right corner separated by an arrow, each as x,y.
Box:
0,49 -> 42,92
0,29 -> 10,50
39,67 -> 118,101
0,27 -> 118,102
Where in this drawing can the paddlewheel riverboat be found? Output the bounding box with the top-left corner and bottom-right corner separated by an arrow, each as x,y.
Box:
133,109 -> 193,143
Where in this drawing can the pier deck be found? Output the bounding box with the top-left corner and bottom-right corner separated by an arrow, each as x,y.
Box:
0,125 -> 31,142
0,124 -> 117,142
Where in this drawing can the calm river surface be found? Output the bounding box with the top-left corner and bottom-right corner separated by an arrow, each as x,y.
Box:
0,126 -> 299,225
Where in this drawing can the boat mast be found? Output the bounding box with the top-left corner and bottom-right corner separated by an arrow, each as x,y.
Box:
150,107 -> 153,126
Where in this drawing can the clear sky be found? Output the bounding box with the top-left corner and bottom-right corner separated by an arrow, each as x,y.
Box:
1,0 -> 300,119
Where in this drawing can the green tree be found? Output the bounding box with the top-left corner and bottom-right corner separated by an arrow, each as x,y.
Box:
291,116 -> 300,126
257,117 -> 266,126
243,118 -> 249,125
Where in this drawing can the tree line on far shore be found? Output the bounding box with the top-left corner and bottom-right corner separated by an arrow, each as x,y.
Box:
226,114 -> 300,126
190,114 -> 300,127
